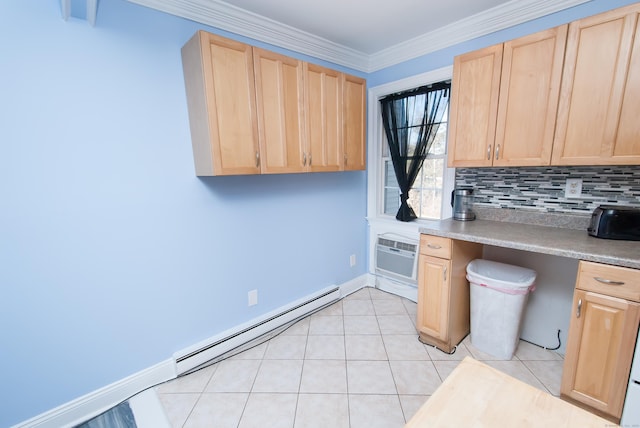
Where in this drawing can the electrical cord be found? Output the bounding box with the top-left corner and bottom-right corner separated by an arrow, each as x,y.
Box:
520,329 -> 562,351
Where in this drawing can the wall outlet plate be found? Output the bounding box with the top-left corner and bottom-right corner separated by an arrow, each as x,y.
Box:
565,178 -> 582,198
248,290 -> 258,306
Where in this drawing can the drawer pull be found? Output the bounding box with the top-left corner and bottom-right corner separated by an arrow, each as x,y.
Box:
427,244 -> 442,249
576,298 -> 582,318
593,277 -> 625,286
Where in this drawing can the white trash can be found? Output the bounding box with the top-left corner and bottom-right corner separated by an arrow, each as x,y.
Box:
466,259 -> 537,360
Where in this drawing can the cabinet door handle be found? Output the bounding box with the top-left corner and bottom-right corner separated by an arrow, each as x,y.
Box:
594,277 -> 625,286
443,267 -> 447,281
309,154 -> 312,166
303,153 -> 307,166
495,144 -> 500,160
576,299 -> 582,318
255,151 -> 260,168
427,244 -> 442,249
487,145 -> 492,160
344,154 -> 348,165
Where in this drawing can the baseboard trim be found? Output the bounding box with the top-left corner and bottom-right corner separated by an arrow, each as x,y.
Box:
173,284 -> 342,375
12,359 -> 176,428
14,275 -> 371,428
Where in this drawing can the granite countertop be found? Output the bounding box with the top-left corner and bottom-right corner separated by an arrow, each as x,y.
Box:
418,215 -> 640,270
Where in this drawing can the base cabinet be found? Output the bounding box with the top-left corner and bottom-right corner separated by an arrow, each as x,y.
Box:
561,261 -> 640,422
417,235 -> 482,352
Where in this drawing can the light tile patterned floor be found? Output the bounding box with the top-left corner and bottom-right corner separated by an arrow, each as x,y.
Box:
155,287 -> 564,428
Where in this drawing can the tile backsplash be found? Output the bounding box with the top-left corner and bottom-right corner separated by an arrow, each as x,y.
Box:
455,166 -> 640,215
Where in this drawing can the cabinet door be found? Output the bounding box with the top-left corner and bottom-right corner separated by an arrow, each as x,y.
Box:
182,31 -> 260,176
342,73 -> 366,171
553,4 -> 640,165
253,48 -> 306,174
417,255 -> 451,341
448,44 -> 502,167
304,63 -> 342,172
494,26 -> 567,166
561,289 -> 640,419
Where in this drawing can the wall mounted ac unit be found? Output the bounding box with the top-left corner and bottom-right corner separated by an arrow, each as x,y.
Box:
375,233 -> 418,284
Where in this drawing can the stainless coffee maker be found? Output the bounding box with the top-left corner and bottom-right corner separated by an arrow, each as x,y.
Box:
451,188 -> 476,221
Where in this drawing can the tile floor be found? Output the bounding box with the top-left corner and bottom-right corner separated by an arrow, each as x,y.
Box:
154,287 -> 564,428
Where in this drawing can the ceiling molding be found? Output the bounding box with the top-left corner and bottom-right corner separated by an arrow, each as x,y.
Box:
127,0 -> 369,70
127,0 -> 590,73
368,0 -> 591,71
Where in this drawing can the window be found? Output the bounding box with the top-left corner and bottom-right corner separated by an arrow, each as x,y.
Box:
382,100 -> 449,219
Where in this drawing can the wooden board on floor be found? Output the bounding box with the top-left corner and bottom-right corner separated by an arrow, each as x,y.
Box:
405,357 -> 618,428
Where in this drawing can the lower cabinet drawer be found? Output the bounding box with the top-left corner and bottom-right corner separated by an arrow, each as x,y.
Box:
420,234 -> 451,258
577,261 -> 640,302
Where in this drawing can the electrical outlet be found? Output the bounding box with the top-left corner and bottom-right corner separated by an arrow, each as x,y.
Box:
248,289 -> 258,306
350,254 -> 356,267
565,178 -> 582,199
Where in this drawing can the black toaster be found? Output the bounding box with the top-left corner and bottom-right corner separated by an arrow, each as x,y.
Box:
587,205 -> 640,240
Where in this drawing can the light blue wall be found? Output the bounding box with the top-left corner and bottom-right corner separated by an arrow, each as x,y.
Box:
0,1 -> 366,425
1,0 -> 638,425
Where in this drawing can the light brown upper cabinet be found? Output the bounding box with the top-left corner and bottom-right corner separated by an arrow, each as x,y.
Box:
553,3 -> 640,165
304,63 -> 342,172
343,74 -> 367,171
181,30 -> 367,176
448,26 -> 567,167
495,26 -> 567,166
448,44 -> 502,167
253,48 -> 306,174
181,31 -> 261,176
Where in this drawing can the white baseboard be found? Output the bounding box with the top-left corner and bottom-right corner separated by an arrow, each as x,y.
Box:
13,275 -> 371,428
340,273 -> 372,297
12,359 -> 176,428
173,284 -> 342,375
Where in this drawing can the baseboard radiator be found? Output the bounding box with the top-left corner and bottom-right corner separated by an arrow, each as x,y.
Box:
173,286 -> 340,375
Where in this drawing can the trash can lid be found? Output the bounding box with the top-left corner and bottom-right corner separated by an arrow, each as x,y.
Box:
466,259 -> 537,289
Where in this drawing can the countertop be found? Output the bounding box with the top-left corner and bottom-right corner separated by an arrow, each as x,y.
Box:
419,218 -> 640,269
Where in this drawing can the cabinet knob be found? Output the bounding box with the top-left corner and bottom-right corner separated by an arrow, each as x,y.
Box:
594,277 -> 625,286
487,145 -> 492,160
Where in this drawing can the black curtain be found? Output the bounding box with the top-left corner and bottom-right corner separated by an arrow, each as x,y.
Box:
380,82 -> 450,222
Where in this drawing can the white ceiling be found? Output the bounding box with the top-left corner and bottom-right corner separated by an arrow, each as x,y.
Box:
127,0 -> 591,72
217,0 -> 513,54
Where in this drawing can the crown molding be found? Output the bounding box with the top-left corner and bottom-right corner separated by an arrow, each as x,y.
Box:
368,0 -> 591,71
127,0 -> 369,71
127,0 -> 590,73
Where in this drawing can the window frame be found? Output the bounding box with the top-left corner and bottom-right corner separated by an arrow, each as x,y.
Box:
366,66 -> 455,229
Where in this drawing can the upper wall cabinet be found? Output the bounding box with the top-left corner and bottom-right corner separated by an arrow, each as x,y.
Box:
448,26 -> 567,167
181,31 -> 261,176
181,30 -> 367,176
448,44 -> 502,167
304,63 -> 342,172
253,48 -> 306,174
343,74 -> 367,171
552,3 -> 640,165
